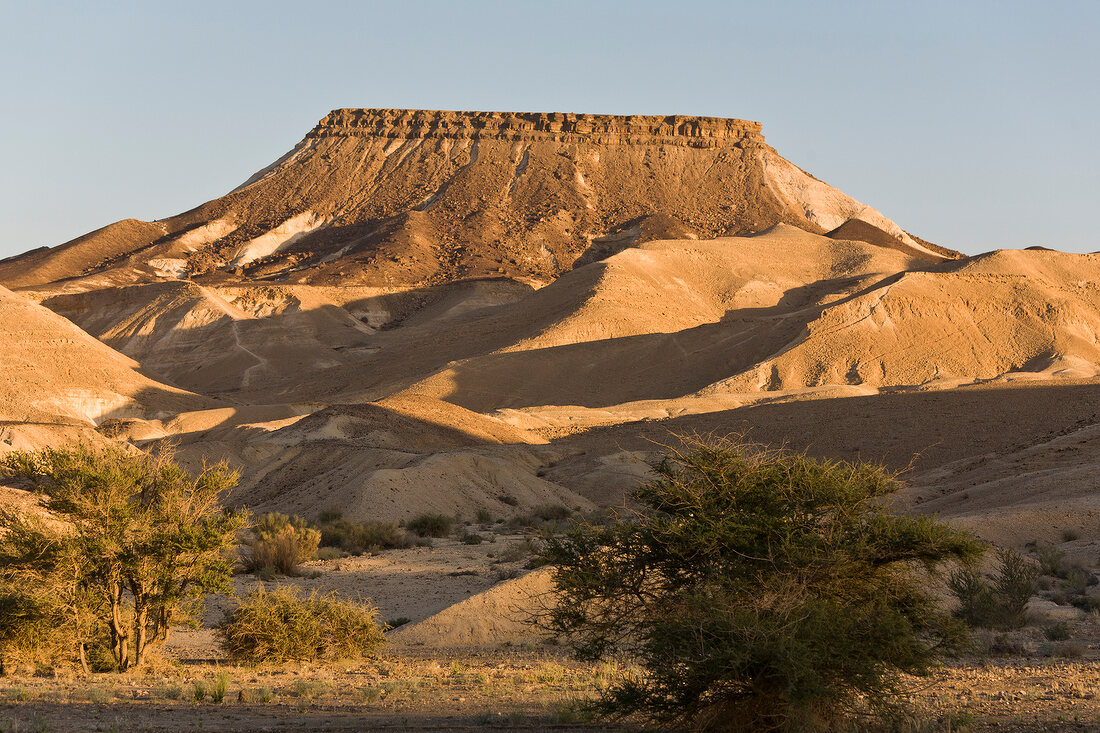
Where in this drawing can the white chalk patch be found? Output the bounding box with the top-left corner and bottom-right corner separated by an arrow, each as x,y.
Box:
231,211 -> 324,267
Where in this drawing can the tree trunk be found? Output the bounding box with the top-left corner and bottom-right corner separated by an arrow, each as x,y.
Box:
133,595 -> 148,669
78,642 -> 89,675
108,580 -> 130,671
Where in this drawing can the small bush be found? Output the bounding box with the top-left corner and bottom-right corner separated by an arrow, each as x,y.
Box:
498,494 -> 519,506
461,532 -> 484,545
509,505 -> 575,533
406,513 -> 454,538
292,679 -> 330,699
1053,640 -> 1086,659
157,684 -> 183,701
1035,543 -> 1066,577
533,504 -> 572,522
948,550 -> 1037,630
475,509 -> 492,523
1064,567 -> 1092,596
494,567 -> 523,582
985,632 -> 1028,656
1044,622 -> 1071,641
319,518 -> 411,554
1070,594 -> 1100,613
211,672 -> 230,703
992,550 -> 1039,629
1062,529 -> 1081,542
219,586 -> 385,664
243,514 -> 321,576
495,539 -> 537,563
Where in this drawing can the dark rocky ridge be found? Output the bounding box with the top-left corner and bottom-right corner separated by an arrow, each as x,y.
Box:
309,108 -> 766,147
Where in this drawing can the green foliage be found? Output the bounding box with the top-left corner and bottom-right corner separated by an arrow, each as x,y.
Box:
318,517 -> 411,554
218,585 -> 385,664
406,513 -> 454,538
509,504 -> 575,532
539,437 -> 983,731
0,444 -> 247,672
243,513 -> 321,576
948,550 -> 1037,630
211,672 -> 230,703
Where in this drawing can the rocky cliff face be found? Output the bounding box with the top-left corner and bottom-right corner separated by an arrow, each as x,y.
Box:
0,108 -> 950,291
306,109 -> 766,147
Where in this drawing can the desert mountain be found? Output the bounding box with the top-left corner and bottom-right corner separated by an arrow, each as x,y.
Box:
0,109 -> 953,292
3,108 -> 1099,550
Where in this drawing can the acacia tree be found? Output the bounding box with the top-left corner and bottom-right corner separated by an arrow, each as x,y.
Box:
539,437 -> 983,731
0,444 -> 248,671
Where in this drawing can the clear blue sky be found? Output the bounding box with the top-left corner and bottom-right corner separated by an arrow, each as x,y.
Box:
1,0 -> 1097,259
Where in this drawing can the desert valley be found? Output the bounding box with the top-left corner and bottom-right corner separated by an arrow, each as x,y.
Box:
3,108 -> 1100,731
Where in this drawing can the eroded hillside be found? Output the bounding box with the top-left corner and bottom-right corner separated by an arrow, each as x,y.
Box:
0,109 -> 952,291
1,108 -> 1097,551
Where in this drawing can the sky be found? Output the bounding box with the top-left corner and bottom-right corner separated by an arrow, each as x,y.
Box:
0,0 -> 1097,259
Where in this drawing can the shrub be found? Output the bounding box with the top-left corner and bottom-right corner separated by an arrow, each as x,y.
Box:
243,514 -> 321,576
460,532 -> 484,545
533,504 -> 572,522
406,513 -> 454,538
948,549 -> 1037,630
538,437 -> 982,731
1062,528 -> 1081,542
947,567 -> 995,627
319,518 -> 410,554
219,585 -> 384,664
211,672 -> 230,703
1035,543 -> 1066,577
991,550 -> 1039,629
0,445 -> 247,672
1044,622 -> 1071,641
1070,594 -> 1100,613
495,539 -> 538,563
1064,566 -> 1091,596
1052,640 -> 1086,659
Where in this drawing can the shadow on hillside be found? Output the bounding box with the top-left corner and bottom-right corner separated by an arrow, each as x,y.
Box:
553,380 -> 1100,474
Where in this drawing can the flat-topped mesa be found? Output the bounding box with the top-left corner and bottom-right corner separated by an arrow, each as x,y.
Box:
310,108 -> 766,148
0,106 -> 948,292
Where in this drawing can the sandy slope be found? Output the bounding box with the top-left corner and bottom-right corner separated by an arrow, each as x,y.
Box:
14,226 -> 1100,543
0,284 -> 213,434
